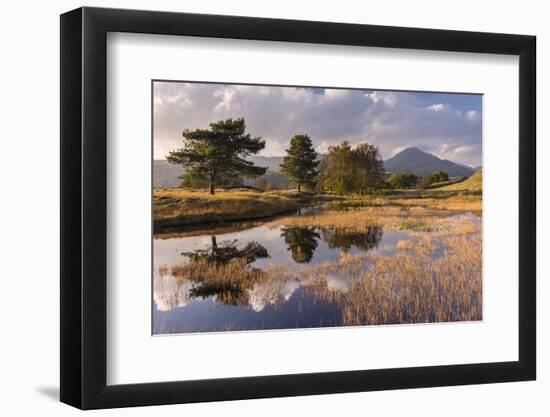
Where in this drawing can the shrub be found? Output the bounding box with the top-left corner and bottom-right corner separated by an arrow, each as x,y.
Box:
419,171 -> 449,188
387,172 -> 418,189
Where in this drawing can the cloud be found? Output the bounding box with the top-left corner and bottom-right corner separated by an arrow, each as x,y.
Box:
154,82 -> 482,166
427,103 -> 447,111
153,271 -> 193,311
366,91 -> 397,107
465,110 -> 480,122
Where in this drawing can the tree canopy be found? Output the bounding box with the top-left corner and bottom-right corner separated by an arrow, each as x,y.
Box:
352,143 -> 386,192
387,172 -> 418,189
279,134 -> 319,192
316,141 -> 385,194
166,118 -> 267,194
418,170 -> 449,188
316,141 -> 354,193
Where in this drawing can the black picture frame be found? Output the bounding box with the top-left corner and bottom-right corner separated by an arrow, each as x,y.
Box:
60,6 -> 536,410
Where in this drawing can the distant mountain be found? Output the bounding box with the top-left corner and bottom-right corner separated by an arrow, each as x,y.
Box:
245,171 -> 290,189
153,160 -> 184,188
248,156 -> 284,172
384,148 -> 475,177
153,156 -> 285,189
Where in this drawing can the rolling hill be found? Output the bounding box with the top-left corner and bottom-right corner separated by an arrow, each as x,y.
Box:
384,147 -> 475,177
153,157 -> 287,189
247,156 -> 284,172
153,160 -> 184,188
441,169 -> 482,191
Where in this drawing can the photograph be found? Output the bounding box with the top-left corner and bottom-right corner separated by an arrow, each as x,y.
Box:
1,0 -> 543,413
152,81 -> 483,334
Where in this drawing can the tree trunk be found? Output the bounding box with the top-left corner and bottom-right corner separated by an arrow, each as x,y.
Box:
209,182 -> 214,195
297,184 -> 301,193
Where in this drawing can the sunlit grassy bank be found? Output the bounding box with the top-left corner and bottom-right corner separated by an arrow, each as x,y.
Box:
441,169 -> 482,191
154,189 -> 314,231
153,186 -> 481,232
267,199 -> 480,233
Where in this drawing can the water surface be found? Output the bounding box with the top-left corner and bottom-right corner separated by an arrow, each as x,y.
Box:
153,210 -> 423,334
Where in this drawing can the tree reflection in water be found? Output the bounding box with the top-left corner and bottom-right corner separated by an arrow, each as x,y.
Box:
321,225 -> 383,251
171,225 -> 382,308
183,236 -> 268,264
176,236 -> 270,306
280,227 -> 320,263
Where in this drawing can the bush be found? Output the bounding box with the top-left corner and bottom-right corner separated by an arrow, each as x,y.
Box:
419,171 -> 449,188
387,172 -> 418,189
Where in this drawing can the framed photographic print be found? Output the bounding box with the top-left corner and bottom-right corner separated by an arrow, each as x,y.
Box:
60,6 -> 536,409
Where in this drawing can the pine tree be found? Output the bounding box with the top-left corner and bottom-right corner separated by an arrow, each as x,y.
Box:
279,134 -> 319,192
167,118 -> 267,194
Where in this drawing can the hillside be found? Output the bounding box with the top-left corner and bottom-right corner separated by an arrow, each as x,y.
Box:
442,169 -> 482,191
248,155 -> 284,172
153,157 -> 288,189
153,160 -> 184,188
384,147 -> 475,177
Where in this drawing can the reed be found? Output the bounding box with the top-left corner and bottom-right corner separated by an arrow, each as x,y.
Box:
167,214 -> 482,325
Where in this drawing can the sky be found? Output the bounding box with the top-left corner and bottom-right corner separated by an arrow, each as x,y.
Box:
153,81 -> 482,167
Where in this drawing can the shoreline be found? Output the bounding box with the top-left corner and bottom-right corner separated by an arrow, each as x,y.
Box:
153,188 -> 482,235
154,206 -> 302,235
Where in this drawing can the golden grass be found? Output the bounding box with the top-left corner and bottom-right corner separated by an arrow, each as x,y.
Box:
265,191 -> 481,234
340,223 -> 481,324
166,214 -> 482,325
442,170 -> 483,191
171,256 -> 297,307
281,217 -> 482,325
153,186 -> 481,234
156,182 -> 482,328
154,189 -> 307,231
268,206 -> 437,232
371,193 -> 481,211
